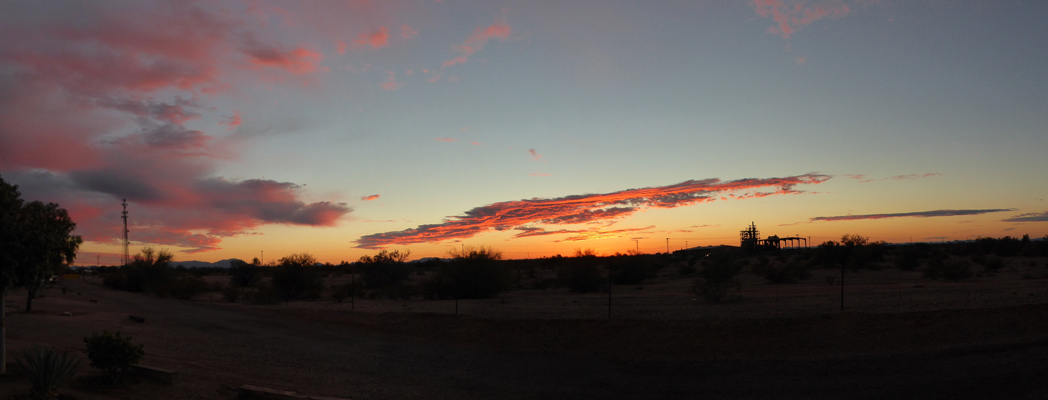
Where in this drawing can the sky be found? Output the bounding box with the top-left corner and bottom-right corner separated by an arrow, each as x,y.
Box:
1,0 -> 1046,265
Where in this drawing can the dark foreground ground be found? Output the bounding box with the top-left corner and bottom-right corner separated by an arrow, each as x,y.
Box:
4,279 -> 1048,399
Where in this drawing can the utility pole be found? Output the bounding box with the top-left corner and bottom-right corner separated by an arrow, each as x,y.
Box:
121,199 -> 129,266
634,239 -> 639,253
666,238 -> 669,254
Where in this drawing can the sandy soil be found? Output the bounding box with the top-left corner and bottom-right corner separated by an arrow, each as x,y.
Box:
3,263 -> 1048,399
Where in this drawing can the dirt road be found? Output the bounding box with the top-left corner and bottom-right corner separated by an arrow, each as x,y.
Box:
4,280 -> 1048,399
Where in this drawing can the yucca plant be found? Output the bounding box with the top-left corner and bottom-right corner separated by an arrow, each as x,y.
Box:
16,344 -> 81,399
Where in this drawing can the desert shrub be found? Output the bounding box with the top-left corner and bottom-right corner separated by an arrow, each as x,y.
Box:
356,250 -> 413,289
677,260 -> 697,277
559,263 -> 604,293
381,283 -> 418,300
170,276 -> 209,300
424,246 -> 509,299
249,282 -> 281,305
271,253 -> 324,301
222,285 -> 241,302
83,330 -> 144,383
762,262 -> 811,284
608,256 -> 651,285
102,271 -> 128,290
974,255 -> 1004,272
118,247 -> 176,295
895,246 -> 921,271
924,258 -> 973,281
228,258 -> 261,288
692,254 -> 742,302
17,344 -> 80,398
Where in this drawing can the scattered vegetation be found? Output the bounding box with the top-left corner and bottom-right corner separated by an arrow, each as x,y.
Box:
271,253 -> 324,301
425,246 -> 510,299
924,257 -> 973,281
83,330 -> 145,383
692,252 -> 742,302
356,250 -> 412,289
17,344 -> 80,399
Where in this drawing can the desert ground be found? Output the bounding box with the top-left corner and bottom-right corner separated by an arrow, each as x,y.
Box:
3,260 -> 1048,399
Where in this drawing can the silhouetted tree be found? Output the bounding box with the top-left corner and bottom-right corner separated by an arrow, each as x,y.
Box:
271,253 -> 324,301
356,250 -> 411,289
438,245 -> 509,299
16,201 -> 82,312
228,258 -> 261,288
0,175 -> 24,374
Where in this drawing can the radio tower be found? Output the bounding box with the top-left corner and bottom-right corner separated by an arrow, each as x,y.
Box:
121,199 -> 130,266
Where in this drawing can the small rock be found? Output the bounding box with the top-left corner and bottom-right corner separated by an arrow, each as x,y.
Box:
62,312 -> 72,316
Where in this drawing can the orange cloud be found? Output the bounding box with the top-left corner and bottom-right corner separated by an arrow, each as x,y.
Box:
354,26 -> 390,49
361,194 -> 380,201
811,209 -> 1014,222
355,174 -> 830,248
442,18 -> 511,68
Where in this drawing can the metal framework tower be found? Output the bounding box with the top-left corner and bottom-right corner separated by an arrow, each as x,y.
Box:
121,199 -> 130,266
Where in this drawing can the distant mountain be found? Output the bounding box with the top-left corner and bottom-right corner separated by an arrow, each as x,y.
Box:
171,258 -> 241,269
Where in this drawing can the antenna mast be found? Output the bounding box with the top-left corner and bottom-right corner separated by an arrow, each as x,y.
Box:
121,199 -> 130,266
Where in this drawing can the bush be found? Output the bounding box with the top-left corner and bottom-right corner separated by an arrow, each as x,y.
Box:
895,246 -> 921,271
762,262 -> 811,284
17,344 -> 80,398
222,285 -> 241,303
558,263 -> 604,293
692,254 -> 742,302
228,258 -> 261,288
170,276 -> 209,300
356,250 -> 414,289
609,256 -> 651,285
83,330 -> 144,383
974,255 -> 1004,272
271,253 -> 324,301
924,258 -> 973,281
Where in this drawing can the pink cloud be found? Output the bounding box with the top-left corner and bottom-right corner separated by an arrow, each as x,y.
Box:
380,71 -> 405,91
356,174 -> 830,248
435,137 -> 458,142
442,18 -> 512,68
528,149 -> 542,161
471,141 -> 481,146
401,25 -> 418,40
354,26 -> 390,49
220,111 -> 242,130
241,41 -> 324,75
752,0 -> 861,39
0,2 -> 350,253
361,194 -> 380,201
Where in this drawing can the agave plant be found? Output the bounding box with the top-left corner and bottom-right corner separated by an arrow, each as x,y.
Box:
17,344 -> 81,399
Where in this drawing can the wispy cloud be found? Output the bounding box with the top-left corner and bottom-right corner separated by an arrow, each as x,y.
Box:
1002,211 -> 1048,223
355,174 -> 830,248
842,173 -> 940,183
380,71 -> 405,91
353,26 -> 390,49
361,194 -> 380,201
811,209 -> 1015,222
401,25 -> 418,40
219,111 -> 242,130
434,137 -> 457,142
442,17 -> 511,68
528,149 -> 542,161
691,224 -> 720,228
752,0 -> 860,39
529,173 -> 551,177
